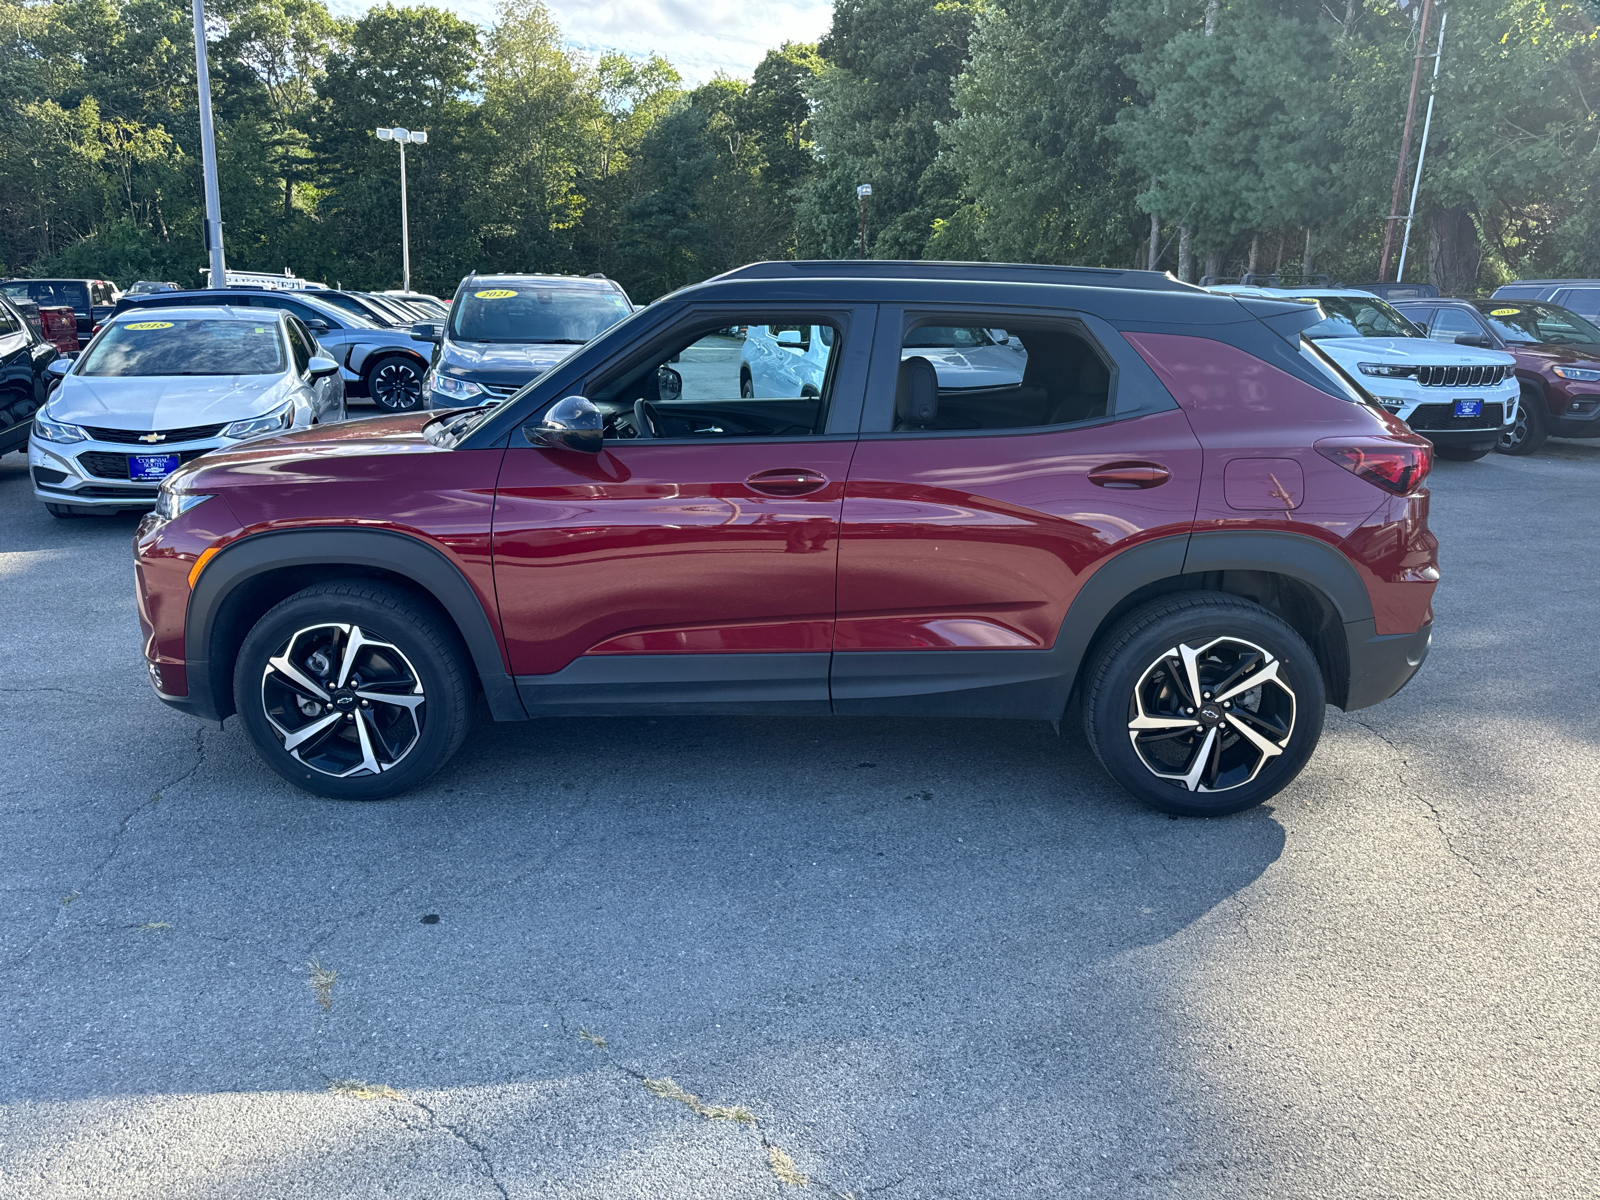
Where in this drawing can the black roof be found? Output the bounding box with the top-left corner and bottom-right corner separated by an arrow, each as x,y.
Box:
718,260 -> 1202,294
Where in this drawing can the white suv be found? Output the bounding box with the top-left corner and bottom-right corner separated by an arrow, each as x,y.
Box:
1209,286 -> 1518,461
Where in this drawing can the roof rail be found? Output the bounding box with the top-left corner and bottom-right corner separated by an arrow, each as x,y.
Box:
718,259 -> 1204,294
1202,272 -> 1333,288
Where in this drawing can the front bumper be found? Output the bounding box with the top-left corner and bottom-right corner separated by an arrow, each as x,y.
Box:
1551,391 -> 1600,438
29,434 -> 233,511
1343,619 -> 1432,711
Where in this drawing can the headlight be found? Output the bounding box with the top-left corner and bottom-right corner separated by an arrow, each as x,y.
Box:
152,488 -> 212,522
1552,365 -> 1600,382
430,373 -> 485,401
1374,396 -> 1407,412
33,410 -> 87,443
1358,363 -> 1419,379
221,402 -> 295,440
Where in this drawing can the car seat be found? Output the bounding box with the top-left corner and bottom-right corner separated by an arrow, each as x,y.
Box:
895,356 -> 939,429
1045,354 -> 1111,425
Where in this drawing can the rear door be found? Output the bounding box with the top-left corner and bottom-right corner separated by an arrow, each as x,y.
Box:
832,305 -> 1201,716
491,302 -> 874,713
1553,288 -> 1600,323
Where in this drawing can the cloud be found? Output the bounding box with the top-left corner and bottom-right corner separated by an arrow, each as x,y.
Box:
329,0 -> 833,83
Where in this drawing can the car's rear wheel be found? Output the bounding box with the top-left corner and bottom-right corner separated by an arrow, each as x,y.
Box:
740,368 -> 755,399
234,582 -> 473,799
1497,387 -> 1547,455
1082,593 -> 1326,817
367,355 -> 425,412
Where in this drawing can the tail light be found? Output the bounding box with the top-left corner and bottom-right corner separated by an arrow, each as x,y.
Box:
1315,436 -> 1432,495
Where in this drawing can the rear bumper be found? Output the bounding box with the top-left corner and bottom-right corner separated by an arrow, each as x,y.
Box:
1343,619 -> 1431,711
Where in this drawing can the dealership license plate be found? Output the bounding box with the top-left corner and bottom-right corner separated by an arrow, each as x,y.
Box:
1454,399 -> 1483,418
128,453 -> 180,481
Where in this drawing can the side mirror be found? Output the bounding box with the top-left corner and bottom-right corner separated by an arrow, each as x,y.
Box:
656,365 -> 682,402
305,318 -> 330,334
1454,333 -> 1490,348
307,355 -> 340,379
46,357 -> 72,378
524,395 -> 603,454
411,321 -> 443,344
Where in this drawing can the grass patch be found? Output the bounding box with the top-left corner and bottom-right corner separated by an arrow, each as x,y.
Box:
641,1076 -> 756,1124
308,959 -> 336,1010
577,1027 -> 607,1049
767,1146 -> 809,1187
328,1078 -> 405,1102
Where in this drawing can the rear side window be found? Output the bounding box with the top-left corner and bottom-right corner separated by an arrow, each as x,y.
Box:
891,319 -> 1109,432
1556,288 -> 1600,319
3,280 -> 89,311
0,301 -> 18,335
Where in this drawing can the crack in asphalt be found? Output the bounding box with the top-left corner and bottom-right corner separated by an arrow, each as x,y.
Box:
3,726 -> 209,971
1347,718 -> 1484,879
404,1096 -> 511,1199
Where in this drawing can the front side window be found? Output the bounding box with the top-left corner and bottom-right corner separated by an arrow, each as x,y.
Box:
588,318 -> 841,440
1474,301 -> 1600,347
452,284 -> 631,346
286,319 -> 314,373
890,319 -> 1106,432
1427,308 -> 1481,342
78,318 -> 288,377
1295,296 -> 1424,340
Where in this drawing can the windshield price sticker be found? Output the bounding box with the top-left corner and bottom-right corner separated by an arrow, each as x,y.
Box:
125,321 -> 174,330
474,289 -> 517,300
1490,308 -> 1521,316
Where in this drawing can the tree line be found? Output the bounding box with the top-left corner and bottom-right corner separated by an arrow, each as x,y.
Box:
1,0 -> 1595,301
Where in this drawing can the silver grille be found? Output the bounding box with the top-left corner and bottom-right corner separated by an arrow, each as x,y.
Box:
1417,364 -> 1506,387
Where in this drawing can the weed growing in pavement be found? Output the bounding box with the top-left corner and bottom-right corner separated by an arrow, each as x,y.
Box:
767,1146 -> 809,1187
577,1027 -> 607,1048
328,1078 -> 405,1101
308,960 -> 336,1010
641,1076 -> 757,1124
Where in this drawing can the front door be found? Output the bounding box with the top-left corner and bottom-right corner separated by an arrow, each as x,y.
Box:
833,306 -> 1202,716
492,304 -> 874,713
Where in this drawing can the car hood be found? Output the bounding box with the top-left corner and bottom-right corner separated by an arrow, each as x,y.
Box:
167,413 -> 447,491
49,373 -> 290,429
439,340 -> 578,385
1502,342 -> 1600,368
1315,337 -> 1515,366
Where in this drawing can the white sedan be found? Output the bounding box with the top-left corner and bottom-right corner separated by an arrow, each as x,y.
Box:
28,306 -> 344,517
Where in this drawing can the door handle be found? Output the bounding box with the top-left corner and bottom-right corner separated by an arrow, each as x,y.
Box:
1088,462 -> 1171,489
745,468 -> 829,497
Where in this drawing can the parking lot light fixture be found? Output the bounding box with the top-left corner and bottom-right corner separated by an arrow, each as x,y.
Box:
376,126 -> 427,291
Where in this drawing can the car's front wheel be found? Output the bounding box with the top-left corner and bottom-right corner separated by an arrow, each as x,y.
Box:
234,582 -> 473,799
740,368 -> 755,399
1082,593 -> 1326,817
1498,387 -> 1547,455
367,355 -> 425,412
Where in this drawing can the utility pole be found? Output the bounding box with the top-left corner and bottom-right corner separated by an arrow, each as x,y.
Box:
856,184 -> 872,258
192,0 -> 226,289
1396,7 -> 1448,284
1379,0 -> 1434,282
378,127 -> 427,291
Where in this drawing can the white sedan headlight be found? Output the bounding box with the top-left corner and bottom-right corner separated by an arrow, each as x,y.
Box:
33,409 -> 88,443
221,401 -> 295,441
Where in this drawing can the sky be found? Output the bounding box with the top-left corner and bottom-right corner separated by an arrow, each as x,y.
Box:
330,0 -> 835,84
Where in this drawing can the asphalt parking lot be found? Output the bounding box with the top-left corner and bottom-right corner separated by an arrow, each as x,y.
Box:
2,439 -> 1598,1199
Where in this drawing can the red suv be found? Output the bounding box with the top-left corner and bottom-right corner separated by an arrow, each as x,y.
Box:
133,262 -> 1438,817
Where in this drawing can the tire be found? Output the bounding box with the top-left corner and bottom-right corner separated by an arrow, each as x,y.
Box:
366,355 -> 425,413
1497,386 -> 1548,455
1435,445 -> 1492,462
234,582 -> 473,799
1082,593 -> 1326,817
740,369 -> 755,399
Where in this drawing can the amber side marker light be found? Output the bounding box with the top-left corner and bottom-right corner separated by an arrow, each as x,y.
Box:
188,545 -> 221,589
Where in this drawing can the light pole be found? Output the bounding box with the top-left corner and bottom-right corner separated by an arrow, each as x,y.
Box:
1378,0 -> 1434,282
376,126 -> 427,291
856,184 -> 872,259
1396,4 -> 1448,284
192,0 -> 226,288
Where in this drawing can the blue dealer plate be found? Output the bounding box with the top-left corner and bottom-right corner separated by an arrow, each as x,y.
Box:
1454,399 -> 1482,418
129,453 -> 180,481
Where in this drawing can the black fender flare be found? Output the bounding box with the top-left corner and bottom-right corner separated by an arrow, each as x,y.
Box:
1181,530 -> 1372,622
185,527 -> 526,724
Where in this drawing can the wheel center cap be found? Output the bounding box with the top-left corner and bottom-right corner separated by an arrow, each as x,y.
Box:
1197,704 -> 1223,726
332,690 -> 358,711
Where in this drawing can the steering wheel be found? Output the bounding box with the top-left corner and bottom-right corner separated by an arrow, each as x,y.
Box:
633,399 -> 663,439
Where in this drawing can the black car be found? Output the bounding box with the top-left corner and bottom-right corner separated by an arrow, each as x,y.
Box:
0,278 -> 119,338
0,295 -> 65,456
1491,280 -> 1600,325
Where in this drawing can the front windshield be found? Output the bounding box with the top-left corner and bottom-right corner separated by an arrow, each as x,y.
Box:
451,285 -> 632,344
903,326 -> 998,349
1295,296 -> 1424,340
1473,302 -> 1600,347
79,317 -> 286,377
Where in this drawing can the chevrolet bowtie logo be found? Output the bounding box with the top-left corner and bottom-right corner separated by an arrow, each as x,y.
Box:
139,432 -> 166,443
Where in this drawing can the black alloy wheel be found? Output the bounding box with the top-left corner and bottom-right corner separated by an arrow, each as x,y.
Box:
368,355 -> 424,412
1497,387 -> 1548,455
235,582 -> 472,799
1083,593 -> 1326,817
